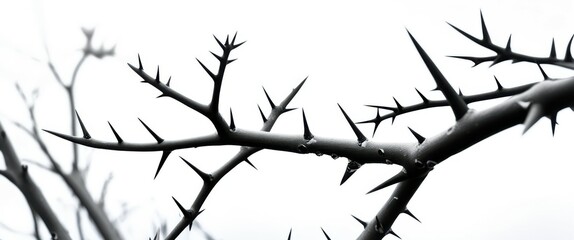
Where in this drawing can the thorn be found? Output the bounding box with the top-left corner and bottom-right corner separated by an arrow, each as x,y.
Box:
138,118 -> 164,143
224,35 -> 229,46
320,228 -> 332,240
351,215 -> 367,228
371,109 -> 382,137
407,30 -> 468,120
523,103 -> 545,134
282,108 -> 296,114
231,32 -> 246,49
262,87 -> 276,109
302,109 -> 314,140
458,88 -> 464,96
166,76 -> 172,87
407,127 -> 425,144
257,105 -> 267,123
107,122 -> 123,143
244,158 -> 258,170
196,58 -> 216,80
338,104 -> 367,144
340,160 -> 362,185
505,34 -> 512,51
137,54 -> 143,70
403,209 -> 421,223
227,58 -> 237,64
550,38 -> 557,59
214,35 -> 225,49
210,51 -> 223,62
365,104 -> 396,111
180,157 -> 211,182
367,169 -> 409,194
494,76 -> 503,91
287,228 -> 292,240
392,97 -> 403,111
480,11 -> 491,43
549,112 -> 558,136
231,32 -> 238,45
565,35 -> 574,62
388,229 -> 401,239
229,109 -> 236,131
75,110 -> 91,139
154,150 -> 171,179
415,88 -> 429,103
172,196 -> 192,218
537,64 -> 550,80
155,66 -> 160,83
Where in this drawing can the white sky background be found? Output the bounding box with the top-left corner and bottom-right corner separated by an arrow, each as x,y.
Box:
1,0 -> 574,239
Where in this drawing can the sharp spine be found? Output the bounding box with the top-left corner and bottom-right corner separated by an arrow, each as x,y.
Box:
138,118 -> 164,143
257,105 -> 267,123
403,209 -> 421,223
229,109 -> 236,131
244,158 -> 258,170
340,160 -> 362,185
320,228 -> 332,240
153,150 -> 171,179
302,109 -> 314,140
565,35 -> 574,62
262,87 -> 276,109
138,54 -> 143,70
351,215 -> 367,228
538,64 -> 550,80
338,104 -> 367,144
107,121 -> 123,143
480,11 -> 491,43
75,110 -> 91,139
172,196 -> 191,218
367,169 -> 409,194
196,58 -> 216,80
415,88 -> 429,103
550,38 -> 557,59
407,30 -> 468,120
494,76 -> 503,90
155,66 -> 160,83
393,97 -> 403,111
408,127 -> 425,144
180,156 -> 211,182
523,103 -> 545,134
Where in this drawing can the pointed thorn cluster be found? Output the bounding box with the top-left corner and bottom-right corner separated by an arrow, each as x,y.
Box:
302,109 -> 314,140
340,160 -> 362,185
408,30 -> 468,120
338,104 -> 367,144
367,169 -> 409,194
262,87 -> 276,109
408,127 -> 426,144
75,110 -> 91,139
107,122 -> 123,143
180,157 -> 211,182
257,105 -> 268,123
320,228 -> 332,240
138,118 -> 164,143
154,150 -> 172,179
403,209 -> 421,223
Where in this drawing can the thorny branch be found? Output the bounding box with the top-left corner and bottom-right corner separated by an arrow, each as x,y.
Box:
45,13 -> 574,239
